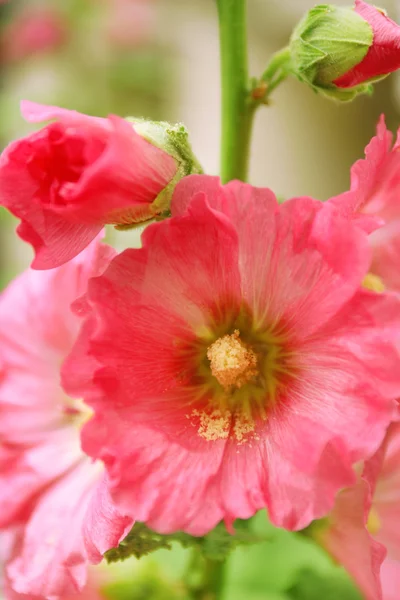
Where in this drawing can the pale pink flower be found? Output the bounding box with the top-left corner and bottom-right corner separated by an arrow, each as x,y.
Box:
3,531 -> 107,600
0,237 -> 133,598
63,175 -> 400,535
318,422 -> 400,600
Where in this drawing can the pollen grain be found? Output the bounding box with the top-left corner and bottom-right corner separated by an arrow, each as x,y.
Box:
207,329 -> 258,390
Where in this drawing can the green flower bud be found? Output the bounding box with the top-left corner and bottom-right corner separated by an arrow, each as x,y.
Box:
290,4 -> 373,101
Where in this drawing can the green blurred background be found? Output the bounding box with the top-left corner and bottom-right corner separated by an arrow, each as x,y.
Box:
1,0 -> 399,597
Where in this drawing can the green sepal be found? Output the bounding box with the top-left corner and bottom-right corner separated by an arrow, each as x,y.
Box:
130,118 -> 203,178
104,521 -> 263,564
114,118 -> 202,226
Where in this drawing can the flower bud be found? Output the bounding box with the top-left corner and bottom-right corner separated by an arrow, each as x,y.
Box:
290,1 -> 400,101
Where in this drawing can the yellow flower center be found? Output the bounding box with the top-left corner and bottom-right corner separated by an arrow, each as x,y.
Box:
207,329 -> 259,390
362,273 -> 385,293
185,307 -> 297,445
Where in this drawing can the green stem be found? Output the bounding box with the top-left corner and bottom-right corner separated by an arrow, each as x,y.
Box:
250,47 -> 292,106
185,547 -> 227,600
260,47 -> 291,85
216,0 -> 253,183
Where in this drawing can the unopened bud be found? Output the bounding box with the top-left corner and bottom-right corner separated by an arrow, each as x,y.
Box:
290,1 -> 400,101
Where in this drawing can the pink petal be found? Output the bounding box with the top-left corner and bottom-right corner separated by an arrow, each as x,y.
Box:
334,0 -> 400,88
83,475 -> 133,564
6,460 -> 101,597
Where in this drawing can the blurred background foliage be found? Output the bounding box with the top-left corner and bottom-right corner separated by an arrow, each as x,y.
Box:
0,0 -> 399,597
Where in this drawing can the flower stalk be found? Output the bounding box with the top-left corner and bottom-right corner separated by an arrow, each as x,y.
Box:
216,0 -> 253,183
185,547 -> 227,600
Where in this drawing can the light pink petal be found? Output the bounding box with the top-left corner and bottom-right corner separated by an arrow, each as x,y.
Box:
329,117 -> 393,216
320,480 -> 385,600
370,221 -> 400,291
0,237 -> 114,442
20,100 -> 108,130
175,177 -> 371,335
0,432 -> 82,528
81,415 -> 226,535
18,218 -> 102,270
381,558 -> 400,600
83,475 -> 134,564
6,460 -> 101,598
245,194 -> 370,334
171,174 -> 224,217
373,424 -> 400,561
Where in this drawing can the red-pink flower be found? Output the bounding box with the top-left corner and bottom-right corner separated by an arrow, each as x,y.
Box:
317,423 -> 400,600
0,237 -> 133,598
330,117 -> 400,292
334,1 -> 400,89
63,175 -> 400,535
0,102 -> 178,269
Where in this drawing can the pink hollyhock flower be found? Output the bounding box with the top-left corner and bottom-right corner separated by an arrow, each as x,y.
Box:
0,237 -> 133,598
0,101 -> 178,269
334,1 -> 400,89
330,117 -> 400,292
316,423 -> 400,600
62,175 -> 400,535
1,8 -> 68,64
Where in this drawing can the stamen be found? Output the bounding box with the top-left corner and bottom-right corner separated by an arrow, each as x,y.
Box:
192,408 -> 230,441
207,330 -> 258,389
191,408 -> 256,444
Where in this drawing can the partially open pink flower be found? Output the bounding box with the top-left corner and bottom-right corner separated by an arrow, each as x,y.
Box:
0,101 -> 178,269
0,237 -> 133,598
317,422 -> 400,600
63,175 -> 400,535
330,117 -> 400,292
